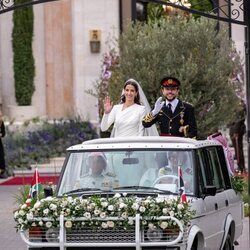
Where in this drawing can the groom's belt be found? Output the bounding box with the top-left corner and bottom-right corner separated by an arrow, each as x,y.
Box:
160,133 -> 175,136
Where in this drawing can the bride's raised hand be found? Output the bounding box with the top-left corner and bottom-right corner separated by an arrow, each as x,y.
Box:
103,96 -> 113,114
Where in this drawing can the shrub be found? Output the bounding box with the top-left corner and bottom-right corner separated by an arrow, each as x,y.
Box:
3,119 -> 98,169
12,0 -> 35,105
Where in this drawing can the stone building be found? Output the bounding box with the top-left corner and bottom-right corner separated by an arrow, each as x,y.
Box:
0,0 -> 246,125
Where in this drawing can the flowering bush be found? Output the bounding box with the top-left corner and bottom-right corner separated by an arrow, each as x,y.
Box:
14,194 -> 195,231
4,118 -> 98,170
86,49 -> 120,120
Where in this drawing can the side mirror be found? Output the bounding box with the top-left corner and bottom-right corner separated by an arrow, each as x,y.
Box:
203,185 -> 216,196
44,186 -> 53,197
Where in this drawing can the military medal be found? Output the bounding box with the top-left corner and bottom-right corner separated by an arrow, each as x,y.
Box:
180,112 -> 184,125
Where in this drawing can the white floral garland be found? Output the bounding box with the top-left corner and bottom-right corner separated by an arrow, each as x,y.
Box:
14,193 -> 195,231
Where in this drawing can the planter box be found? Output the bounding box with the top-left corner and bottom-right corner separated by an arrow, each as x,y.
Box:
8,105 -> 37,121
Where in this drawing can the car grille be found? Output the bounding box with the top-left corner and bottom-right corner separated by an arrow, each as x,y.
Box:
66,227 -> 136,243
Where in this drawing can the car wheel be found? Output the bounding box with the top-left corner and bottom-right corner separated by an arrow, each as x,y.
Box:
190,236 -> 198,250
223,234 -> 233,250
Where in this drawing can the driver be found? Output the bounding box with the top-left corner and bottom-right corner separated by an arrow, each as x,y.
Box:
79,152 -> 111,189
158,151 -> 186,176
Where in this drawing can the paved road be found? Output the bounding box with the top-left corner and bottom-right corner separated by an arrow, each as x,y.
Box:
0,185 -> 249,250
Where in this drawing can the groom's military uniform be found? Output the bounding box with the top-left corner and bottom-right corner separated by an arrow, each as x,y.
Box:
142,77 -> 197,138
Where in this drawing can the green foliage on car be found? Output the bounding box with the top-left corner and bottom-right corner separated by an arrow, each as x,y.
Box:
12,0 -> 35,105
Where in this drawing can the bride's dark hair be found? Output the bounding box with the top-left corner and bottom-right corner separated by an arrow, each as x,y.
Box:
120,79 -> 141,105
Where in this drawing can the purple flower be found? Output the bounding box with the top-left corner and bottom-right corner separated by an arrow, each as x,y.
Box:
103,55 -> 112,67
102,70 -> 112,80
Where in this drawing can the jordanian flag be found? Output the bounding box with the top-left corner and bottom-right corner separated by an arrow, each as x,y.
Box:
178,166 -> 187,203
28,168 -> 43,199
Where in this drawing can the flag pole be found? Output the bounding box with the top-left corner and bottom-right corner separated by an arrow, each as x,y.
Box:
35,164 -> 39,200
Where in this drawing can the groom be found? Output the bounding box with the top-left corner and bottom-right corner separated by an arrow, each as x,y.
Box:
142,76 -> 197,138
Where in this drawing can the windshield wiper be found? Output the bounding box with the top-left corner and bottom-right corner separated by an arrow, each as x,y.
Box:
64,188 -> 101,195
113,186 -> 174,194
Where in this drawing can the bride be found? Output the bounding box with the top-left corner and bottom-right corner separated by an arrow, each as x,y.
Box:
100,79 -> 158,137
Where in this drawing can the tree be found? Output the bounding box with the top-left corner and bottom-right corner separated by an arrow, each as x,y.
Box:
12,0 -> 35,105
107,16 -> 243,139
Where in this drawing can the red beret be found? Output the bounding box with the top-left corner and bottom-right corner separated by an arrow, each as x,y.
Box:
160,76 -> 181,87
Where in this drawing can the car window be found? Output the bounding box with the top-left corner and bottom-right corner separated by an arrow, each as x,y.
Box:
206,147 -> 226,191
57,149 -> 194,196
196,146 -> 230,197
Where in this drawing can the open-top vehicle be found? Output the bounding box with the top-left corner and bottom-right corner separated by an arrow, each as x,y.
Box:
16,136 -> 243,250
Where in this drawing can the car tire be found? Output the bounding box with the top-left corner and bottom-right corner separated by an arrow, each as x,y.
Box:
223,234 -> 233,250
190,236 -> 198,250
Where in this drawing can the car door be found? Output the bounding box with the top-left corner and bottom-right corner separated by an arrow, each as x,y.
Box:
195,146 -> 228,249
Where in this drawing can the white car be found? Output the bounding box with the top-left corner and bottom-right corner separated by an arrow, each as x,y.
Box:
21,136 -> 243,250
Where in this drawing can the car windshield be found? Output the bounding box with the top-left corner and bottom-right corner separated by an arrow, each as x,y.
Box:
57,149 -> 194,196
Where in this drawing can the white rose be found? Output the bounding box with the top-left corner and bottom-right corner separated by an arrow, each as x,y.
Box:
119,203 -> 127,209
121,212 -> 128,219
46,221 -> 52,228
160,221 -> 168,229
61,201 -> 68,207
84,212 -> 91,219
108,205 -> 114,211
156,197 -> 164,203
177,204 -> 184,210
94,209 -> 100,216
49,204 -> 57,211
18,218 -> 24,224
26,212 -> 34,220
100,212 -> 106,219
31,222 -> 36,227
34,201 -> 41,209
26,198 -> 32,204
148,223 -> 155,229
43,208 -> 49,215
19,210 -> 25,216
107,221 -> 114,228
128,218 -> 134,225
65,220 -> 72,228
38,221 -> 43,226
21,204 -> 27,210
132,203 -> 139,210
162,208 -> 168,215
45,197 -> 54,201
170,211 -> 175,217
101,222 -> 108,229
101,202 -> 108,208
122,193 -> 127,197
139,206 -> 146,213
114,193 -> 121,198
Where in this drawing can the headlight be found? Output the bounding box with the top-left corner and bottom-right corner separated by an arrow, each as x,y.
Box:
146,227 -> 163,241
45,228 -> 59,242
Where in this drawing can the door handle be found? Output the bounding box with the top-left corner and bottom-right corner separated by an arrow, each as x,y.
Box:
225,200 -> 229,206
215,203 -> 218,210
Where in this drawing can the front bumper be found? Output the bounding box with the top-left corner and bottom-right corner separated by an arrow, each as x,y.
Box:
21,215 -> 188,250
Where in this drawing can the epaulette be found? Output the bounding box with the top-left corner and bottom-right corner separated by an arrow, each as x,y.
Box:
158,168 -> 167,175
106,172 -> 116,177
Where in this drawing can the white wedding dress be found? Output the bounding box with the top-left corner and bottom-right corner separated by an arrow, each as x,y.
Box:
101,103 -> 146,137
100,79 -> 159,137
